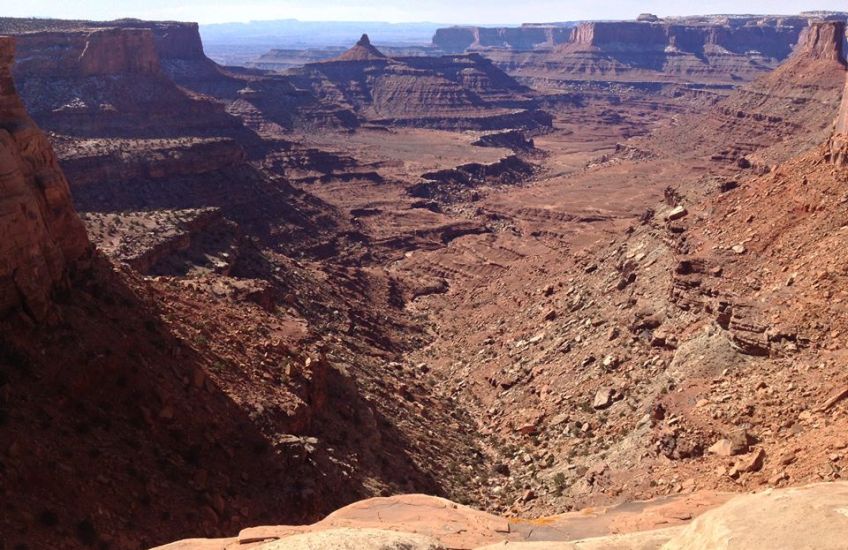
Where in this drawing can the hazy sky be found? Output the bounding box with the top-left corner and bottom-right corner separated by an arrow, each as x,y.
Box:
4,1 -> 846,25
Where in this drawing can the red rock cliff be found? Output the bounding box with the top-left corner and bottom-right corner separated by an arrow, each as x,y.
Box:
796,20 -> 847,62
434,17 -> 810,60
0,36 -> 90,320
147,22 -> 207,60
564,20 -> 805,58
13,28 -> 160,77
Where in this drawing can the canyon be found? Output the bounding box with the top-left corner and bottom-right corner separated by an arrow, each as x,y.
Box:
0,10 -> 847,550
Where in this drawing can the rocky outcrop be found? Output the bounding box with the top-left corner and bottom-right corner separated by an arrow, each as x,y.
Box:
59,138 -> 247,187
331,34 -> 387,62
0,36 -> 89,320
410,155 -> 535,203
472,130 -> 535,151
827,134 -> 848,165
287,39 -> 550,130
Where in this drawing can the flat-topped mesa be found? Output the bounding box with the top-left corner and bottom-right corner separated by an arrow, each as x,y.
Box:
562,19 -> 807,58
13,27 -> 160,77
0,36 -> 90,321
433,15 -> 815,58
0,18 -> 208,60
329,33 -> 387,62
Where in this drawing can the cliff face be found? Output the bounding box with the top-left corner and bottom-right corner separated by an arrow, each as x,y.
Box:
795,19 -> 847,62
477,17 -> 837,89
13,28 -> 160,77
562,20 -> 805,59
0,37 -> 89,320
147,21 -> 206,60
10,27 -> 246,140
433,17 -> 812,56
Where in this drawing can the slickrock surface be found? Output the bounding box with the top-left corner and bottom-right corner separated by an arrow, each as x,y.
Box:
0,36 -> 89,320
663,482 -> 848,549
158,482 -> 848,549
156,491 -> 729,549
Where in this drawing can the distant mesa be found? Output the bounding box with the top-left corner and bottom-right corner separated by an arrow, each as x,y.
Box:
330,33 -> 387,62
637,13 -> 660,22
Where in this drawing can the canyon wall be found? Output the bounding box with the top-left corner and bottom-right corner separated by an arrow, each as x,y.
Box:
0,37 -> 89,320
146,22 -> 207,60
472,16 -> 846,89
433,16 -> 814,55
561,19 -> 807,58
13,28 -> 160,77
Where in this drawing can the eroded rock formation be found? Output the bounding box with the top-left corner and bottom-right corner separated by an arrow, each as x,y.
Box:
0,36 -> 89,320
438,15 -> 845,91
285,37 -> 552,130
433,15 -> 815,57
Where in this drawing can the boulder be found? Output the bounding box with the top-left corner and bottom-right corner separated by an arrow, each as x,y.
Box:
707,430 -> 750,457
665,206 -> 688,221
728,448 -> 765,478
593,388 -> 616,410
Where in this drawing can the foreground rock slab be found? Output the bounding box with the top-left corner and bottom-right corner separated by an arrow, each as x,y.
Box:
663,482 -> 848,550
156,483 -> 848,549
154,492 -> 728,549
